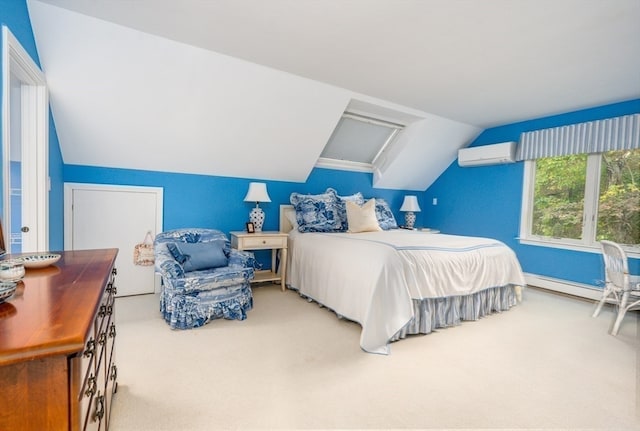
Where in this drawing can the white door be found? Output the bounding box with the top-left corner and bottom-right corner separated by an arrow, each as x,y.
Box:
64,184 -> 163,296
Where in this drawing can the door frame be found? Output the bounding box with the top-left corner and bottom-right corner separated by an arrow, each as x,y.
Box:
1,25 -> 49,252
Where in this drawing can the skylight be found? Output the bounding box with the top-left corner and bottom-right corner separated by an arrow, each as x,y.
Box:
317,112 -> 404,172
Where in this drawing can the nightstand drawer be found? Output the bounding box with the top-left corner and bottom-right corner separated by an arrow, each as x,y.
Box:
241,236 -> 287,249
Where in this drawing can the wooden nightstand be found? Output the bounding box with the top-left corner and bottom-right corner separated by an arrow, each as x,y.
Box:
230,231 -> 288,291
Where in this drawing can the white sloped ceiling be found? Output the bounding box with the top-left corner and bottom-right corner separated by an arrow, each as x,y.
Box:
27,0 -> 480,189
373,115 -> 480,191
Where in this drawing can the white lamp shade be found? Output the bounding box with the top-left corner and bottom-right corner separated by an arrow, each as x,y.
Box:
243,182 -> 272,203
399,195 -> 421,212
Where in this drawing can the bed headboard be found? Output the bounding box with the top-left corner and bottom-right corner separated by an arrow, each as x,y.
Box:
279,204 -> 295,233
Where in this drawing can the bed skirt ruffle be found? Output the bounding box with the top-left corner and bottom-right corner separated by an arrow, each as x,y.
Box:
390,284 -> 517,342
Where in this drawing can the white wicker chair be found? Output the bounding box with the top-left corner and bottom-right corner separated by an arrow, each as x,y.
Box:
593,240 -> 640,335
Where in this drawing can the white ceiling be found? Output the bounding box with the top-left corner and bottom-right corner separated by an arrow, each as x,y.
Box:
33,0 -> 640,128
24,0 -> 640,190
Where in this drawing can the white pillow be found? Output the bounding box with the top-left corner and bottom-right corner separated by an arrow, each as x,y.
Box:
346,199 -> 382,233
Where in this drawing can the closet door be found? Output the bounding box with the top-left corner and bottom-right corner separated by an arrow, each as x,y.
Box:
64,184 -> 163,296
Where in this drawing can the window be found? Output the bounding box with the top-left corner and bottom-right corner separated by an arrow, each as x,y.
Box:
316,112 -> 403,172
521,149 -> 640,254
597,150 -> 640,244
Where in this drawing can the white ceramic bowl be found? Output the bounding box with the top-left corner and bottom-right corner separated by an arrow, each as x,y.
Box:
17,253 -> 61,269
0,260 -> 25,282
0,281 -> 17,303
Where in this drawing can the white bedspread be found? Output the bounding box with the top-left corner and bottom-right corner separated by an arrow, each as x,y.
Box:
286,230 -> 526,354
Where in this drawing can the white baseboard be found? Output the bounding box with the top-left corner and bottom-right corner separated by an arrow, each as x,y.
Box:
524,273 -> 602,301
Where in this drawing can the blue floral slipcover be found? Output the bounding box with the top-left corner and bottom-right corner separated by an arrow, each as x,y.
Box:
155,228 -> 255,329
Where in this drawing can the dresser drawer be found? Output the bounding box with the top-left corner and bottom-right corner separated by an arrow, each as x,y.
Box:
76,264 -> 118,431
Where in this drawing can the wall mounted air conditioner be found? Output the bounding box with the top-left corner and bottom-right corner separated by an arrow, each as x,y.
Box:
458,141 -> 517,167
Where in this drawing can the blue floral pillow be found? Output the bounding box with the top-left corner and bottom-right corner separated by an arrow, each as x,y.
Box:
336,191 -> 365,229
374,198 -> 398,230
290,188 -> 344,232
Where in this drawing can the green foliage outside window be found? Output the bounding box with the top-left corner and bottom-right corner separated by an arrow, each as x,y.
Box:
597,150 -> 640,244
532,154 -> 586,240
532,149 -> 640,246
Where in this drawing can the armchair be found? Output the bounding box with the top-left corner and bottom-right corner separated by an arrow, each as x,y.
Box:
155,228 -> 255,329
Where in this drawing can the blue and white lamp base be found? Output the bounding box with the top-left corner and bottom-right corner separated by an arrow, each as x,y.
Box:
404,211 -> 416,229
249,206 -> 265,232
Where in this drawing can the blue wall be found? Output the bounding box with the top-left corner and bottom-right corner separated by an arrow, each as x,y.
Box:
425,99 -> 640,287
63,165 -> 414,233
0,0 -> 65,250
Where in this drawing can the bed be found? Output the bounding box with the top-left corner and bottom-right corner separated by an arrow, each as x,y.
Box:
280,202 -> 526,354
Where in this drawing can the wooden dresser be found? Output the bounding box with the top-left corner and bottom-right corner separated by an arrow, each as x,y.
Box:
0,249 -> 119,431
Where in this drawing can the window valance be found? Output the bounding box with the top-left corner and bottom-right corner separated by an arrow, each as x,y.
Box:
516,113 -> 640,161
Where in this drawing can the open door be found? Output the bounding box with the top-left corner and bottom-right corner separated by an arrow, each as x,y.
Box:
2,26 -> 49,253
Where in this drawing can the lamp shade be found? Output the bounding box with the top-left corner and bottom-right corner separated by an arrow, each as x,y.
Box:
399,195 -> 421,212
243,182 -> 272,203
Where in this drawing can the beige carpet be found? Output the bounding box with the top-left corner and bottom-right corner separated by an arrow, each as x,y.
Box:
109,285 -> 639,430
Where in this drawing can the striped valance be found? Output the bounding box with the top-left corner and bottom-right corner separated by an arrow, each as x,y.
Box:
516,114 -> 640,161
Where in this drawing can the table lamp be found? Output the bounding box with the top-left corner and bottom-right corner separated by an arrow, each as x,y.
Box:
399,195 -> 421,229
243,182 -> 271,232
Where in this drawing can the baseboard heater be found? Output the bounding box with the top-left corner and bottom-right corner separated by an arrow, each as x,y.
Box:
524,273 -> 602,301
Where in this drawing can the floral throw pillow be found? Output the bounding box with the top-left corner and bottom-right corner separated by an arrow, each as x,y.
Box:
374,198 -> 398,230
290,188 -> 344,232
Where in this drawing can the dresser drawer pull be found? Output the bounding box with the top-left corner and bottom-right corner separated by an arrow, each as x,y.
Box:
106,282 -> 113,293
110,364 -> 118,381
112,267 -> 118,276
85,375 -> 97,398
93,393 -> 105,421
84,339 -> 95,358
98,305 -> 107,318
98,331 -> 107,346
109,323 -> 117,338
107,305 -> 113,316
